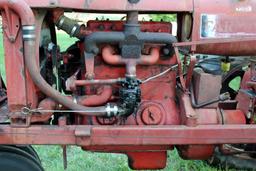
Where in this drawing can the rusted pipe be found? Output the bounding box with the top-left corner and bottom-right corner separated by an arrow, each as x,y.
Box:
76,86 -> 112,106
102,45 -> 160,65
2,0 -> 118,116
65,72 -> 124,91
24,40 -> 112,115
75,78 -> 125,86
30,86 -> 112,123
24,40 -> 118,116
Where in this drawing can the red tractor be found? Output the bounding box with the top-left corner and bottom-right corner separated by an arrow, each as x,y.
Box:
0,0 -> 255,170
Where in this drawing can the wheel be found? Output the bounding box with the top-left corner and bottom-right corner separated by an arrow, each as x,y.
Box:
0,152 -> 42,171
14,145 -> 41,163
221,70 -> 245,100
0,145 -> 44,171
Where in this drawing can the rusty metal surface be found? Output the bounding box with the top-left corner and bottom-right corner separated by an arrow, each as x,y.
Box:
177,91 -> 197,126
87,20 -> 172,33
192,0 -> 256,55
178,145 -> 214,160
0,0 -> 256,169
193,69 -> 222,108
1,8 -> 45,111
25,0 -> 193,12
0,125 -> 255,145
76,125 -> 256,145
102,46 -> 160,65
127,151 -> 167,170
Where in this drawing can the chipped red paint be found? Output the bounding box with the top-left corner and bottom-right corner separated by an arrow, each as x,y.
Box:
0,0 -> 256,169
0,125 -> 255,145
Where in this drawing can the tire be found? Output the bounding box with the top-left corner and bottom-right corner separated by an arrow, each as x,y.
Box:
0,152 -> 43,171
14,145 -> 41,163
0,145 -> 44,171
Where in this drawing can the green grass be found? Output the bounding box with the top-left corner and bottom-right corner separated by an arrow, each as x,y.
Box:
57,32 -> 78,51
0,32 -> 227,171
34,146 -> 220,171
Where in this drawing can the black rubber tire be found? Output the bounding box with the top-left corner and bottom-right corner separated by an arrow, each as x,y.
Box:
221,70 -> 245,100
14,145 -> 41,163
0,145 -> 44,171
0,152 -> 42,171
207,148 -> 256,170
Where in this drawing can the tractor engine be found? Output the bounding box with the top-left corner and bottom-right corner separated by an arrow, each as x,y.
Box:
44,14 -> 179,127
0,0 -> 256,170
32,12 -> 182,169
29,11 -> 243,169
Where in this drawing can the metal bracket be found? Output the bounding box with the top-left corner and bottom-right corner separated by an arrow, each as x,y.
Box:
9,112 -> 31,128
1,7 -> 20,43
75,126 -> 92,137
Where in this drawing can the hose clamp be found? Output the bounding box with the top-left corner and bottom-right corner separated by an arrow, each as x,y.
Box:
106,103 -> 118,117
22,25 -> 36,41
57,15 -> 65,28
70,25 -> 79,37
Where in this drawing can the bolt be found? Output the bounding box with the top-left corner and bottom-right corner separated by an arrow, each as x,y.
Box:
9,36 -> 15,43
162,48 -> 170,56
246,112 -> 252,119
58,116 -> 67,126
85,73 -> 94,80
98,24 -> 105,31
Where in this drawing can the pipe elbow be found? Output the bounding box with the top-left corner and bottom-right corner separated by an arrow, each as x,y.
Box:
77,86 -> 112,106
31,98 -> 57,123
84,33 -> 100,54
102,46 -> 160,65
102,46 -> 123,65
140,47 -> 160,65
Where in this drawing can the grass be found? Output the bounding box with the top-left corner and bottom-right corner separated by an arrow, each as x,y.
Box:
34,145 -> 221,171
0,32 -> 229,171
